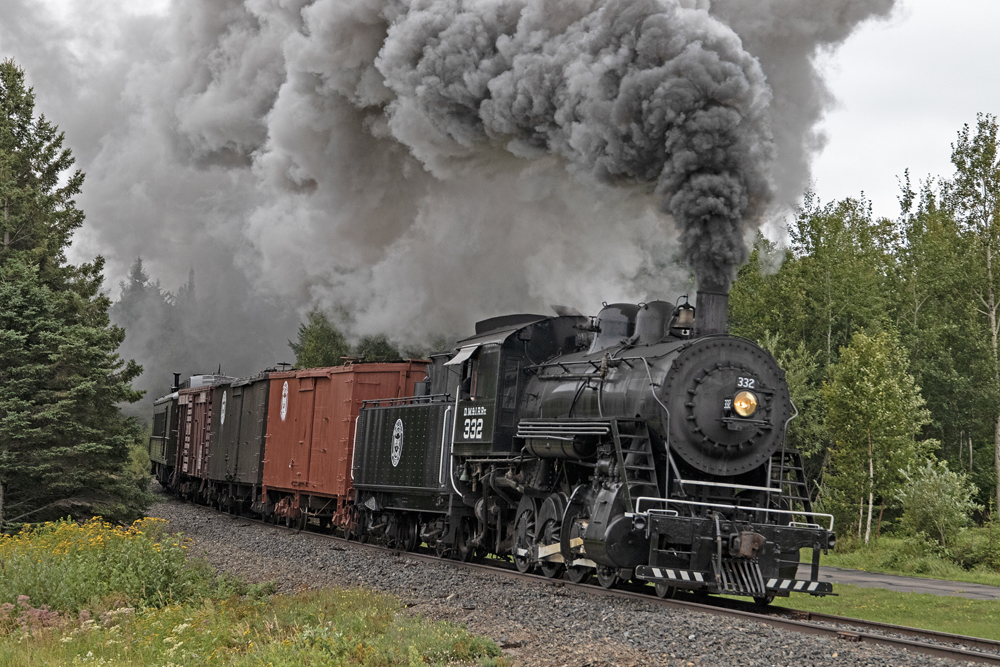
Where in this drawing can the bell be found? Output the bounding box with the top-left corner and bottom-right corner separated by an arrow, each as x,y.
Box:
674,305 -> 695,329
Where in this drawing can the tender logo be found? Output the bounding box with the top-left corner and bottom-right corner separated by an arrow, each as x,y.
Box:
391,419 -> 404,467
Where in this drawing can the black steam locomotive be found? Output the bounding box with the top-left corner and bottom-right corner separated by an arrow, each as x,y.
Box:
353,292 -> 835,603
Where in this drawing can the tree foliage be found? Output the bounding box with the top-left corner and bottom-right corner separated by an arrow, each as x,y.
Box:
288,311 -> 409,368
896,459 -> 982,547
0,59 -> 149,530
730,143 -> 1000,521
355,334 -> 402,363
822,330 -> 936,542
944,113 -> 1000,512
289,310 -> 351,368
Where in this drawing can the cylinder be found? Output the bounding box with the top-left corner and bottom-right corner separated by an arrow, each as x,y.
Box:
695,290 -> 728,336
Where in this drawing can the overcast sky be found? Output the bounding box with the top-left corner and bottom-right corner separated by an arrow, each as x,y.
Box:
811,0 -> 1000,220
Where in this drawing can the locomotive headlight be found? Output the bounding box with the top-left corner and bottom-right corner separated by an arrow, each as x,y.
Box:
733,390 -> 758,417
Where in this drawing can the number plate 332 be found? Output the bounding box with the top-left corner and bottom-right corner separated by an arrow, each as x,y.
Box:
463,418 -> 484,439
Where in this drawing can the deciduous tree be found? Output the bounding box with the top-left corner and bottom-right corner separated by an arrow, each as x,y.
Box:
946,113 -> 1000,511
823,330 -> 936,543
289,310 -> 350,368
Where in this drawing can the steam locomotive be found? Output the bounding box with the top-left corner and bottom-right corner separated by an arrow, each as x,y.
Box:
149,291 -> 835,604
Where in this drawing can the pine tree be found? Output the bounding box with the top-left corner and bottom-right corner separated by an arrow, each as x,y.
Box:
0,59 -> 149,530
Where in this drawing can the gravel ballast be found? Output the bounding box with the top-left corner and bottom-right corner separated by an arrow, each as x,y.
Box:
148,494 -> 979,667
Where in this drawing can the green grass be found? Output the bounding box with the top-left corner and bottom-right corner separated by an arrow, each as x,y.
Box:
807,536 -> 1000,588
0,518 -> 506,667
771,584 -> 1000,640
0,588 -> 505,667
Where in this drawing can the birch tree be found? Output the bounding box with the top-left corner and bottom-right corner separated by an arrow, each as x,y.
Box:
947,113 -> 1000,512
823,330 -> 936,543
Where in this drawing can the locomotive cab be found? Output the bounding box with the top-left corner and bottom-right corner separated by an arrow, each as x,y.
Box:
449,315 -> 588,456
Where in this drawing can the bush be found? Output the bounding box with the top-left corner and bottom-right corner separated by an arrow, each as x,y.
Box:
0,517 -> 219,611
951,521 -> 1000,571
896,459 -> 981,546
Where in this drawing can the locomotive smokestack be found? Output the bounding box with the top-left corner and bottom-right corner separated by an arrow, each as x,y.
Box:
695,290 -> 729,337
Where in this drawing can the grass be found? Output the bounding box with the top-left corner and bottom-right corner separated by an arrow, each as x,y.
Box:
806,536 -> 1000,588
770,584 -> 1000,640
0,588 -> 505,667
0,518 -> 506,667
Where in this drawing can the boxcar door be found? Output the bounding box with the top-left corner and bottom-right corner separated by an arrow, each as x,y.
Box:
263,375 -> 315,490
305,372 -> 343,497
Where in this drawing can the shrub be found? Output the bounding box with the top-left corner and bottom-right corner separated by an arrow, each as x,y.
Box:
0,517 -> 217,611
951,521 -> 1000,571
895,459 -> 982,547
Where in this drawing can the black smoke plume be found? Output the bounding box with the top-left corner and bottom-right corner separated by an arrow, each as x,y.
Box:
0,0 -> 896,394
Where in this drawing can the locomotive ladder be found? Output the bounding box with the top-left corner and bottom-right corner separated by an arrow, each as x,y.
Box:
769,448 -> 812,515
610,419 -> 659,512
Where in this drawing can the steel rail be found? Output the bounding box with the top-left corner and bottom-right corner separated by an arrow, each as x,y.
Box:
188,498 -> 1000,665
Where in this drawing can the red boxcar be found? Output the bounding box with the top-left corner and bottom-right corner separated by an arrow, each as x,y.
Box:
262,362 -> 428,528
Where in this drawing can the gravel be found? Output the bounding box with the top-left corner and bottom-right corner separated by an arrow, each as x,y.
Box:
148,493 -> 980,667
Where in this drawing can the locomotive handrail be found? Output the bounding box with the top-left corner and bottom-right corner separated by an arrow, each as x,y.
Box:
517,420 -> 611,437
676,479 -> 780,494
438,406 -> 452,488
535,373 -> 606,381
449,396 -> 463,497
350,415 -> 358,481
634,496 -> 834,531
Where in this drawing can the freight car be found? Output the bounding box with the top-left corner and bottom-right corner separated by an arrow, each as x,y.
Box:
149,363 -> 428,530
350,292 -> 835,603
255,362 -> 428,530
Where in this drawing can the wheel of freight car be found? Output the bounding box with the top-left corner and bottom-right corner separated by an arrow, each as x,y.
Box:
565,565 -> 592,585
654,583 -> 677,599
402,517 -> 419,553
596,565 -> 620,590
754,595 -> 775,607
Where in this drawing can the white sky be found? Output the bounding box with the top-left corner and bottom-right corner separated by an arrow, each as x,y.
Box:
811,0 -> 1000,220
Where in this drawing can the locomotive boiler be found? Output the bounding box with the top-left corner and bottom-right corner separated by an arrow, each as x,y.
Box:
352,291 -> 835,603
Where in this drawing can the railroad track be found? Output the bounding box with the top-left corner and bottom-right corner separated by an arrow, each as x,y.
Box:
222,506 -> 1000,665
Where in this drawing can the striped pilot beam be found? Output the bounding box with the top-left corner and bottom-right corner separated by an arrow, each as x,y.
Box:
767,578 -> 823,592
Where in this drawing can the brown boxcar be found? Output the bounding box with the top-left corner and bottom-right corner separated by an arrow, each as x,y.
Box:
177,385 -> 213,489
175,375 -> 232,496
262,362 -> 428,528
